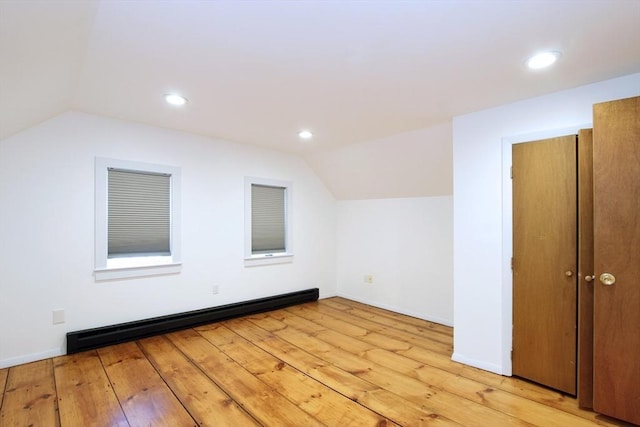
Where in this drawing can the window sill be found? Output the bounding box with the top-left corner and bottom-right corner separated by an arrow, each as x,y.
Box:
94,262 -> 182,281
244,253 -> 293,267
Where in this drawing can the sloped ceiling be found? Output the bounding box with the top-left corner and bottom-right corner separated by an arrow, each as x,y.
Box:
0,0 -> 640,199
0,0 -> 98,142
1,0 -> 639,152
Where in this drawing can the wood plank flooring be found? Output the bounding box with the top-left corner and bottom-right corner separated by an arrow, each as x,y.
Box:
0,297 -> 634,426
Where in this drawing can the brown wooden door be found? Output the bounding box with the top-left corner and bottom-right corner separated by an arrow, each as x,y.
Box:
593,96 -> 640,425
512,135 -> 578,395
577,128 -> 595,408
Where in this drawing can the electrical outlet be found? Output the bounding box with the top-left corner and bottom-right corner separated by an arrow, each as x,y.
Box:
212,285 -> 219,294
52,309 -> 65,324
364,274 -> 374,284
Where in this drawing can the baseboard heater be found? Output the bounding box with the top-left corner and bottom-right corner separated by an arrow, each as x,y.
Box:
67,288 -> 319,354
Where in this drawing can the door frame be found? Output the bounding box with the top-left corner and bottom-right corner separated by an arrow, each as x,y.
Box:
500,124 -> 590,376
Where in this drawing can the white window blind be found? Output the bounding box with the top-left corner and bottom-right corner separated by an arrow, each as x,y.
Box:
251,184 -> 286,254
108,168 -> 171,257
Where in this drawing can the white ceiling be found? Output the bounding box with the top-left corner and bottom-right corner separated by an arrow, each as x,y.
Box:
1,0 -> 639,153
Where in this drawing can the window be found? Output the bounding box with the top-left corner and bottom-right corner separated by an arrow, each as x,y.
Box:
95,158 -> 181,280
245,177 -> 292,266
108,169 -> 170,257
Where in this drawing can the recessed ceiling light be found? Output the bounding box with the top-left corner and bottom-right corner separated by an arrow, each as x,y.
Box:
164,93 -> 188,106
526,51 -> 561,70
298,130 -> 313,140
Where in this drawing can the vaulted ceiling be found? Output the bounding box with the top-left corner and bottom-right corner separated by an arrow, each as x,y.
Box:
1,0 -> 639,153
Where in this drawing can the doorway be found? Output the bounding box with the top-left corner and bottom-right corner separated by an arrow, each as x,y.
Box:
500,125 -> 589,377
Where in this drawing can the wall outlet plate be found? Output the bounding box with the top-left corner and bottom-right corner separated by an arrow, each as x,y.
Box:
53,309 -> 65,324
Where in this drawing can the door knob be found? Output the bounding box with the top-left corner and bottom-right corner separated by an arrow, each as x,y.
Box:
584,275 -> 594,282
565,270 -> 574,277
599,273 -> 616,286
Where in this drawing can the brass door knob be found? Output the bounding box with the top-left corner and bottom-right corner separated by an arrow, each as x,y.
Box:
585,275 -> 594,282
565,270 -> 574,277
599,273 -> 616,286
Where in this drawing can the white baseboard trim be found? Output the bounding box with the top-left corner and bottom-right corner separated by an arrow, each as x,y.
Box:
451,352 -> 505,375
319,291 -> 338,299
335,291 -> 453,327
0,348 -> 65,369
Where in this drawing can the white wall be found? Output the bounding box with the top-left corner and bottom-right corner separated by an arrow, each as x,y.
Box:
321,121 -> 454,325
452,73 -> 640,374
0,111 -> 337,368
337,196 -> 453,325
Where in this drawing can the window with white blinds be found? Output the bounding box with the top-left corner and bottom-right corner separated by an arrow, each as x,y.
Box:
95,157 -> 181,280
244,177 -> 293,265
108,169 -> 171,257
251,184 -> 286,254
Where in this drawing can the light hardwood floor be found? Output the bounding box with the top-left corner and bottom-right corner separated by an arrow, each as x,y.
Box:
0,297 -> 634,426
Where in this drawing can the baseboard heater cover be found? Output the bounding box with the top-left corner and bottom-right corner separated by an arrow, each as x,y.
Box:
67,288 -> 319,354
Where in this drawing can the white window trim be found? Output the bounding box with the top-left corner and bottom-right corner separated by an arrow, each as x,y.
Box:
244,176 -> 293,267
95,157 -> 182,280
